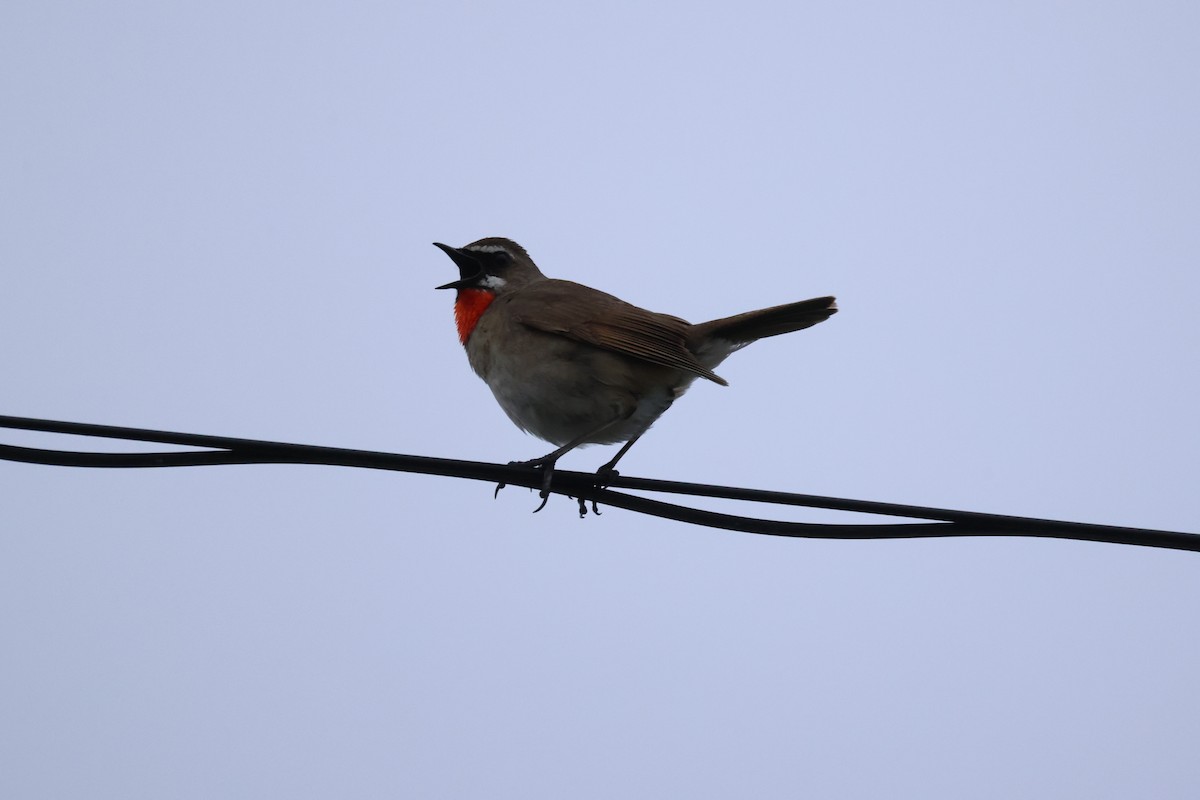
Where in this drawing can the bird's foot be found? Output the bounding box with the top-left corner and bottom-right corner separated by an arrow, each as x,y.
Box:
502,457 -> 557,513
532,467 -> 553,513
581,466 -> 620,516
496,458 -> 611,516
595,465 -> 620,487
566,494 -> 600,520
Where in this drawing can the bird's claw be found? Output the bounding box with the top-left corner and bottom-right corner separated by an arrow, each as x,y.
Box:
569,495 -> 601,518
530,461 -> 554,513
496,459 -> 555,512
495,459 -> 614,516
582,466 -> 617,516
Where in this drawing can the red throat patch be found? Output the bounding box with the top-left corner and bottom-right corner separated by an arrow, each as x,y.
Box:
453,289 -> 496,345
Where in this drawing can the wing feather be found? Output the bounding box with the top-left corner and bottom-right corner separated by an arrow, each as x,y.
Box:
510,280 -> 727,385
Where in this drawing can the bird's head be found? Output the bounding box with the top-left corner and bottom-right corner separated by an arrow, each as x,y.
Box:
433,238 -> 544,295
434,237 -> 545,345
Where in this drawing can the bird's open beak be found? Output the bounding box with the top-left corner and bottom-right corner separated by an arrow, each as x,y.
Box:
433,242 -> 482,290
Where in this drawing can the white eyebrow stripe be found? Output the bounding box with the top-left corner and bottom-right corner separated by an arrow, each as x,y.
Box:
466,245 -> 509,254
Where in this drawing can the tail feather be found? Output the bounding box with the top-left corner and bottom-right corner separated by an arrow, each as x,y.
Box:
693,296 -> 837,345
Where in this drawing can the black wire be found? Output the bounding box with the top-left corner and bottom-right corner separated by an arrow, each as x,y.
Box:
1,414 -> 1196,552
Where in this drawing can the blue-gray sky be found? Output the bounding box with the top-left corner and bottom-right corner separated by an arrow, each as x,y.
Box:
3,2 -> 1198,797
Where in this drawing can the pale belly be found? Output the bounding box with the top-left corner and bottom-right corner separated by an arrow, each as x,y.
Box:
467,324 -> 694,447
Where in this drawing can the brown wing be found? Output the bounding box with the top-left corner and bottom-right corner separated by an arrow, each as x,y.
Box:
509,280 -> 728,385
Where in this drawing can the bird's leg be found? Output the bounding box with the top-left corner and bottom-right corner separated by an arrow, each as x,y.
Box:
585,441 -> 634,516
506,436 -> 593,513
595,394 -> 673,487
595,432 -> 642,484
500,413 -> 636,514
586,430 -> 653,515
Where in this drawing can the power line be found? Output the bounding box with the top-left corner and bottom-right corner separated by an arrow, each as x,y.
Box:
1,414 -> 1195,552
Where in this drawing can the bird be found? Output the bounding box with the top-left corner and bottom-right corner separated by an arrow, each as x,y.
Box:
434,237 -> 837,512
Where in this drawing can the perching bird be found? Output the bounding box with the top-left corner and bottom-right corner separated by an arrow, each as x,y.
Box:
434,237 -> 837,511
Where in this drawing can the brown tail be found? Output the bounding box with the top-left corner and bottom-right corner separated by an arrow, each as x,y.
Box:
692,296 -> 838,345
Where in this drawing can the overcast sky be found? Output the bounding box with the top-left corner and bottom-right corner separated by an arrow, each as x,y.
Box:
3,2 -> 1199,798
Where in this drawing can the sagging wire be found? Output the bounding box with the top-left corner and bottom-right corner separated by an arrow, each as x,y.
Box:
1,414 -> 1196,552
